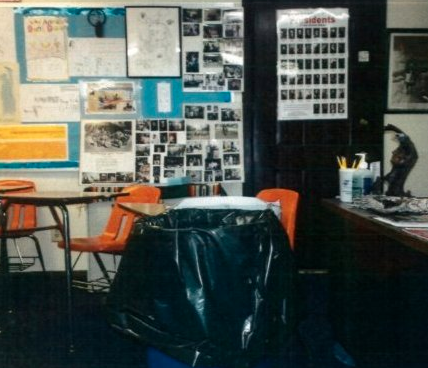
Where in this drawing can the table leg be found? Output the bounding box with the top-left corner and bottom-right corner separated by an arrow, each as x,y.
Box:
0,201 -> 13,335
0,201 -> 9,275
53,204 -> 75,353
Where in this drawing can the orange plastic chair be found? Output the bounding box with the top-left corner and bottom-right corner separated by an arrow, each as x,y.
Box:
256,188 -> 300,251
58,184 -> 161,286
0,179 -> 46,271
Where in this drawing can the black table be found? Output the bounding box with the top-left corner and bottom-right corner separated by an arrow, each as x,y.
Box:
322,198 -> 428,255
0,191 -> 127,352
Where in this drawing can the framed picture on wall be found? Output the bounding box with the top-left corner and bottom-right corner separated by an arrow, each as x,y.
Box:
125,6 -> 182,77
388,30 -> 428,111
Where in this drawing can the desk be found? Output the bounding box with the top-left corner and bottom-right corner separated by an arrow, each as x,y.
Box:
322,198 -> 428,256
0,191 -> 126,352
119,202 -> 166,217
322,198 -> 428,364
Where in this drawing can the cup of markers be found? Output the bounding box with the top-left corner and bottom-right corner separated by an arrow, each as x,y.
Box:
337,156 -> 358,203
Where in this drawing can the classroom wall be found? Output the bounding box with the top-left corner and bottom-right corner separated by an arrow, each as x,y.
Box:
385,0 -> 428,197
1,0 -> 242,272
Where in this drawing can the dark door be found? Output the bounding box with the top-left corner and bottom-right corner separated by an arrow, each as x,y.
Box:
243,0 -> 387,268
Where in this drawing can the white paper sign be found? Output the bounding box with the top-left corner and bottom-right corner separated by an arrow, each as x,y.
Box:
157,82 -> 171,113
20,84 -> 80,122
68,38 -> 126,77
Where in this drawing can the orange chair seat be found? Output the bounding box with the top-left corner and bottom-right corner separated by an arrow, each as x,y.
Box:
58,235 -> 127,253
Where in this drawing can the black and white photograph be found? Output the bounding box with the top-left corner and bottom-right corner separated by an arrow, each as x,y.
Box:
221,107 -> 241,121
203,24 -> 222,38
186,52 -> 200,73
205,158 -> 222,170
223,153 -> 240,166
204,8 -> 221,22
205,73 -> 226,90
227,79 -> 242,91
153,144 -> 166,153
168,119 -> 185,131
222,9 -> 243,24
186,154 -> 203,166
182,8 -> 202,22
183,23 -> 200,36
203,54 -> 223,68
224,65 -> 243,79
136,144 -> 150,156
136,119 -> 150,131
83,120 -> 132,153
184,105 -> 205,119
186,169 -> 203,183
214,123 -> 239,139
203,40 -> 220,53
224,24 -> 243,38
224,168 -> 241,180
223,140 -> 240,152
186,121 -> 210,140
164,156 -> 184,168
167,144 -> 186,156
388,31 -> 428,110
183,74 -> 204,88
206,142 -> 220,158
186,142 -> 204,154
136,133 -> 150,144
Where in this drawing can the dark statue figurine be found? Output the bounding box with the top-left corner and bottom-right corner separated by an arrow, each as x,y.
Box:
373,124 -> 418,197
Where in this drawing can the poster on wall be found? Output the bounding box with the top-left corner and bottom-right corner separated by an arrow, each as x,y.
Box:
135,102 -> 244,184
276,8 -> 349,120
125,7 -> 181,77
80,120 -> 135,185
24,16 -> 69,81
181,7 -> 244,92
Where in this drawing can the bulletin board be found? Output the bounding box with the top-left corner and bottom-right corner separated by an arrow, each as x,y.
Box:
0,4 -> 245,186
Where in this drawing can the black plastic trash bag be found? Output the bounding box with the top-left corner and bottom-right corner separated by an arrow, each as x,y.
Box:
105,209 -> 297,368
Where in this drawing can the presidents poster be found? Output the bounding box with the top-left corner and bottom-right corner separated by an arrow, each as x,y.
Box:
277,8 -> 349,120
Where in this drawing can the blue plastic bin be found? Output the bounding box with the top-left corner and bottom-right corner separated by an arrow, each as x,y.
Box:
146,347 -> 272,368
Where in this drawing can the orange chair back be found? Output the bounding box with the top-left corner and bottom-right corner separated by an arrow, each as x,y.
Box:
256,188 -> 299,250
102,185 -> 161,245
0,180 -> 37,233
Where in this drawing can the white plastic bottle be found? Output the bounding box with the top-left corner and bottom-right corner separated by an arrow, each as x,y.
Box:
353,153 -> 373,196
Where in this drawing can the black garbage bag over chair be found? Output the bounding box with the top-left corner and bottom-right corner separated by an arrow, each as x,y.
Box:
105,208 -> 297,368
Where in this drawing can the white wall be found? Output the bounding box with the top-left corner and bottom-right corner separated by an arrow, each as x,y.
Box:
385,0 -> 428,196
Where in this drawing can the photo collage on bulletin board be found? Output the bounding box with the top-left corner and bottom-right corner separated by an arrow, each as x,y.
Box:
135,102 -> 243,185
0,5 -> 244,184
276,8 -> 349,120
181,8 -> 244,92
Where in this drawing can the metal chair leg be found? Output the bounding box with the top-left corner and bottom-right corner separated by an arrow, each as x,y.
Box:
93,253 -> 113,285
28,235 -> 45,272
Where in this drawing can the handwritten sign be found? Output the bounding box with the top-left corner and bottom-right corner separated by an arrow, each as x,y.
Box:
20,84 -> 80,122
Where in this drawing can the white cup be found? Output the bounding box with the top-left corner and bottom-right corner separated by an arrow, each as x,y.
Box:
339,168 -> 355,202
